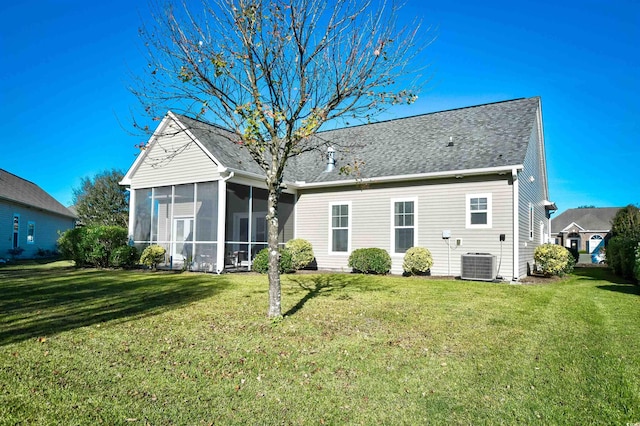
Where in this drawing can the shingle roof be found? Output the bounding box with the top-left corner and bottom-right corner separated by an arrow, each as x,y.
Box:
551,207 -> 621,233
0,169 -> 76,218
173,97 -> 540,184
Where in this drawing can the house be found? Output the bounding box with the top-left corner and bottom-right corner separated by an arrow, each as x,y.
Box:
551,207 -> 620,254
120,97 -> 555,281
0,169 -> 76,259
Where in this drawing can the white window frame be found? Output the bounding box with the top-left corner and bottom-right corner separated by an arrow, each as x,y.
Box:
27,221 -> 36,244
391,198 -> 417,255
529,203 -> 534,241
466,193 -> 492,229
329,201 -> 351,255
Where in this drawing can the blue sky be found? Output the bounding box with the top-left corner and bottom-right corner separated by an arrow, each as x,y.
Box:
1,0 -> 638,214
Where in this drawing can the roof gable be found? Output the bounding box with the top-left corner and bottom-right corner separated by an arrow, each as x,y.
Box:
0,169 -> 75,218
126,97 -> 542,186
551,207 -> 622,233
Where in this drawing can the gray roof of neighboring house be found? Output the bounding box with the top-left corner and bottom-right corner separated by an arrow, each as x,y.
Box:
0,169 -> 76,218
551,207 -> 621,233
174,97 -> 540,183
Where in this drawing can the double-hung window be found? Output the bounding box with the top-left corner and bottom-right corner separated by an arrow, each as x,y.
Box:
393,199 -> 415,254
466,194 -> 492,228
330,202 -> 350,253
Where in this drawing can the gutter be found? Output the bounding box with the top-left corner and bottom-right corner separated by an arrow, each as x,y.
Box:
292,164 -> 524,189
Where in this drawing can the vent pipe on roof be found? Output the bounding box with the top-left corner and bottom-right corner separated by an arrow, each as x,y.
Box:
447,136 -> 454,147
325,146 -> 336,172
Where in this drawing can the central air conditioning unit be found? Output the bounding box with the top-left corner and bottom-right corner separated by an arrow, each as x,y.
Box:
461,253 -> 497,281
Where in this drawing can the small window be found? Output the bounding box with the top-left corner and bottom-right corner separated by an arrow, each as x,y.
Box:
393,199 -> 416,254
27,222 -> 35,244
529,203 -> 534,241
330,203 -> 350,253
466,194 -> 492,228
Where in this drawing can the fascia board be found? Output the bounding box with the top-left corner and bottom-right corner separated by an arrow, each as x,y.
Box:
293,164 -> 524,189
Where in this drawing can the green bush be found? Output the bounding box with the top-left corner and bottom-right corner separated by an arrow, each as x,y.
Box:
285,239 -> 315,270
635,244 -> 640,283
58,226 -> 129,268
608,205 -> 640,280
83,226 -> 129,268
607,236 -> 638,280
140,245 -> 166,270
534,244 -> 574,276
110,246 -> 139,268
252,247 -> 294,274
402,247 -> 433,275
58,227 -> 88,266
348,248 -> 391,275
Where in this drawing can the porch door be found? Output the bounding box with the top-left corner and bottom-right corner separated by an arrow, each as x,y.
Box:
173,217 -> 194,262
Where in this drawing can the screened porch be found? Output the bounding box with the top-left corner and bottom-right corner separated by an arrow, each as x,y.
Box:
130,180 -> 295,272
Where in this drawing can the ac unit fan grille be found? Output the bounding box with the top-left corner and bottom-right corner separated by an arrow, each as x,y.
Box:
461,253 -> 497,281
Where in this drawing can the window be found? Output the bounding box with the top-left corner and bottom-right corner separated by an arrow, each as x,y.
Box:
330,203 -> 350,253
12,214 -> 19,249
27,222 -> 35,244
466,194 -> 492,228
529,203 -> 534,241
393,199 -> 415,254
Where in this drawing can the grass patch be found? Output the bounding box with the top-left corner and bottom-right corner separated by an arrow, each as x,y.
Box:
1,264 -> 638,424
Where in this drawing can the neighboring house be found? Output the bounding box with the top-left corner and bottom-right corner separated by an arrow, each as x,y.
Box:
0,169 -> 76,259
551,207 -> 620,254
121,97 -> 555,281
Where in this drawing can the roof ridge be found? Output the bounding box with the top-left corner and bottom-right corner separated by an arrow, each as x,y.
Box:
316,97 -> 535,134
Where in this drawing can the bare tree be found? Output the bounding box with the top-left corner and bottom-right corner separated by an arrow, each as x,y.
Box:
131,0 -> 430,318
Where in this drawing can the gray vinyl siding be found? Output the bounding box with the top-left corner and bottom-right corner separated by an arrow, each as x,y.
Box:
130,121 -> 221,189
517,114 -> 546,278
0,200 -> 75,258
296,175 -> 514,277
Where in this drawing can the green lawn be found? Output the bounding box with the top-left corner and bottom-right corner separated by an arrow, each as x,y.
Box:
1,262 -> 638,425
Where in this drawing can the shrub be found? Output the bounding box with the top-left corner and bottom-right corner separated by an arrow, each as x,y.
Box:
140,245 -> 166,270
58,227 -> 88,266
7,247 -> 25,260
607,236 -> 638,280
402,247 -> 433,275
110,246 -> 139,268
83,226 -> 129,268
285,239 -> 315,270
348,248 -> 391,275
635,244 -> 640,283
58,226 -> 129,268
534,244 -> 574,276
252,247 -> 294,274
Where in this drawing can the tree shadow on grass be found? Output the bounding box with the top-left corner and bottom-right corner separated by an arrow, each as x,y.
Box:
0,266 -> 231,346
571,266 -> 639,296
283,274 -> 367,317
572,266 -> 635,284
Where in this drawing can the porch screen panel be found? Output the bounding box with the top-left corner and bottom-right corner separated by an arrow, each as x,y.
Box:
152,186 -> 172,243
194,243 -> 217,272
196,181 -> 218,242
174,184 -> 194,216
252,187 -> 268,243
278,193 -> 295,243
133,189 -> 152,242
225,183 -> 250,260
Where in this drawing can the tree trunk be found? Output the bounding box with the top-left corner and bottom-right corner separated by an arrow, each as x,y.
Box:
266,185 -> 281,318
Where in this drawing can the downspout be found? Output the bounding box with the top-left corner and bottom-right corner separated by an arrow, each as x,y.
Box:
216,171 -> 234,273
512,168 -> 520,281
